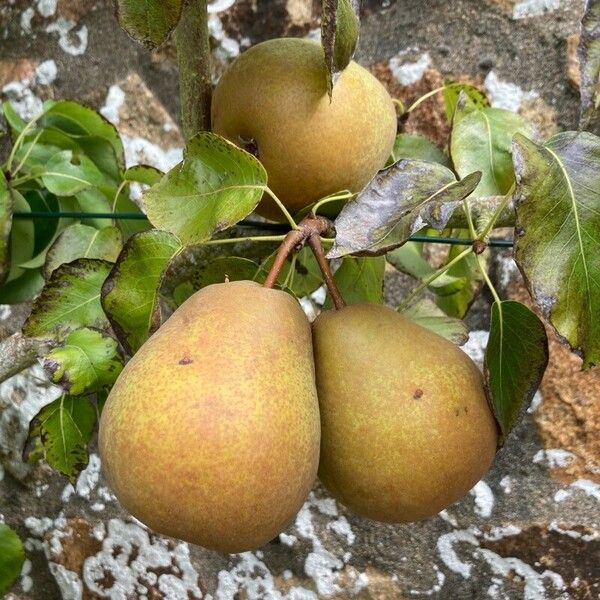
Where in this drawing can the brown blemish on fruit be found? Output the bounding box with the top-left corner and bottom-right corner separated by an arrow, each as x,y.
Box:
179,356 -> 193,365
413,389 -> 423,400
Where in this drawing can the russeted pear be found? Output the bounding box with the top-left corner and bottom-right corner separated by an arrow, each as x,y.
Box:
312,303 -> 498,522
211,37 -> 397,220
99,281 -> 320,553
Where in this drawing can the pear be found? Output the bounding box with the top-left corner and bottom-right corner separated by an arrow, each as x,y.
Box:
312,303 -> 498,522
99,281 -> 320,552
211,37 -> 397,220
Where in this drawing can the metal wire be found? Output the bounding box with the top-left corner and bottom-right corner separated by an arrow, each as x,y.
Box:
12,211 -> 515,247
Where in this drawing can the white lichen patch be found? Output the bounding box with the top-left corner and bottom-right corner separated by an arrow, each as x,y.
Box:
512,0 -> 561,20
533,448 -> 576,469
460,330 -> 489,368
20,7 -> 35,35
437,526 -> 569,598
216,552 -> 316,600
36,0 -> 57,18
554,479 -> 600,503
499,476 -> 513,494
483,525 -> 522,541
478,549 -> 566,600
214,491 -> 365,599
389,51 -> 432,86
0,365 -> 62,479
484,71 -> 537,113
469,481 -> 495,518
45,18 -> 88,56
408,564 -> 445,597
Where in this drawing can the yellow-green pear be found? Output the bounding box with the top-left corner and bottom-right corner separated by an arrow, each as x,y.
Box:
99,281 -> 320,552
211,38 -> 397,220
312,303 -> 498,522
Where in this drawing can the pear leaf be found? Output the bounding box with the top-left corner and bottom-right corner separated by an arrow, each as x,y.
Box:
115,0 -> 185,48
513,131 -> 600,368
44,224 -> 123,278
0,269 -> 45,304
41,150 -> 107,196
443,83 -> 489,122
329,160 -> 481,258
102,230 -> 183,355
451,107 -> 533,196
387,242 -> 466,295
0,171 -> 12,285
26,395 -> 97,482
143,132 -> 267,245
6,189 -> 35,283
435,245 -> 485,319
0,523 -> 25,596
485,300 -> 548,443
124,164 -> 163,185
578,0 -> 600,127
23,259 -> 112,341
401,298 -> 469,345
387,134 -> 451,168
324,256 -> 385,308
41,100 -> 125,179
321,0 -> 360,94
42,328 -> 124,395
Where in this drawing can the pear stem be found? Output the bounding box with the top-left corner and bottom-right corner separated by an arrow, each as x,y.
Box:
262,215 -> 337,291
176,0 -> 212,139
307,234 -> 346,310
263,229 -> 306,289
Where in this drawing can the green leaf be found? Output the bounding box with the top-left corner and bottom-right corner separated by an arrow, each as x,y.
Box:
75,188 -> 114,229
324,256 -> 385,308
513,131 -> 600,368
44,224 -> 123,278
329,160 -> 481,257
485,301 -> 548,442
435,242 -> 484,319
6,190 -> 35,282
401,298 -> 469,345
387,134 -> 450,168
0,269 -> 45,304
23,189 -> 60,256
27,395 -> 97,482
200,256 -> 263,288
42,328 -> 124,395
451,107 -> 533,196
0,172 -> 13,285
101,230 -> 182,354
443,83 -> 489,122
321,0 -> 360,95
18,192 -> 77,271
41,101 -> 125,179
41,150 -> 106,196
112,188 -> 150,239
578,1 -> 600,127
23,259 -> 112,341
124,164 -> 163,186
387,242 -> 466,295
2,101 -> 27,134
0,523 -> 25,596
115,0 -> 185,48
143,132 -> 267,245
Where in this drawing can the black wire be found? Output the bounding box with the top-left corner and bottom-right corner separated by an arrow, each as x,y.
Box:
12,212 -> 514,247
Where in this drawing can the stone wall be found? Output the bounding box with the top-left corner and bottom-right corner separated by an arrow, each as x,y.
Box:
1,1 -> 599,599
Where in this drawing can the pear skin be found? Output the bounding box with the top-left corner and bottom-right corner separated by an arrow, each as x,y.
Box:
312,303 -> 498,522
211,38 -> 397,220
99,281 -> 320,552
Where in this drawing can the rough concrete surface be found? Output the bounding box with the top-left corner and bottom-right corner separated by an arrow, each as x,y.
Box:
0,0 -> 599,599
